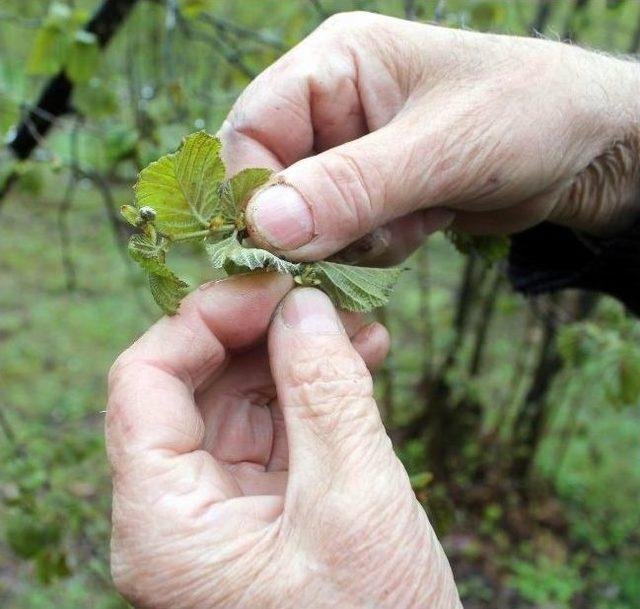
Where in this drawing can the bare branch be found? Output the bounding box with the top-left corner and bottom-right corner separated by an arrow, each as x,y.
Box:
7,0 -> 140,162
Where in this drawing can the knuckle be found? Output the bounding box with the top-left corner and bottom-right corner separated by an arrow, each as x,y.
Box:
288,349 -> 370,393
317,11 -> 371,35
106,357 -> 135,417
316,150 -> 378,237
107,351 -> 134,393
286,350 -> 376,432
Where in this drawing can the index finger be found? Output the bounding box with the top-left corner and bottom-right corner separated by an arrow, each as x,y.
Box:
218,16 -> 378,176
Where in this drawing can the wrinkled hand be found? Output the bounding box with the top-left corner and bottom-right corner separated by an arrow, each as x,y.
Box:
106,273 -> 460,609
220,12 -> 640,265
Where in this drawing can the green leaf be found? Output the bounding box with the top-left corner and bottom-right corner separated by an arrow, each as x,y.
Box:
0,89 -> 19,135
73,78 -> 119,118
66,31 -> 100,84
5,513 -> 62,560
26,3 -> 74,76
27,23 -> 70,76
219,167 -> 272,221
471,1 -> 506,31
134,131 -> 225,237
309,262 -> 404,312
120,204 -> 139,227
46,3 -> 74,28
15,162 -> 44,195
128,232 -> 170,276
127,230 -> 189,314
206,234 -> 300,275
446,231 -> 510,265
409,471 -> 433,491
105,126 -> 138,164
618,346 -> 640,405
179,0 -> 216,18
148,271 -> 189,316
35,549 -> 71,585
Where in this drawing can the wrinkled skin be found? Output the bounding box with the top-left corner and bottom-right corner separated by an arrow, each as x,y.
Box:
107,12 -> 640,609
107,275 -> 460,608
220,12 -> 640,266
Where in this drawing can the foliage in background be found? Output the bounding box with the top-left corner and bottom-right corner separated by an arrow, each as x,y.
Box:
1,1 -> 639,608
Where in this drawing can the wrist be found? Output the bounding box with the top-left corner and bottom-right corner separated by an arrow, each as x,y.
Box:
549,50 -> 640,236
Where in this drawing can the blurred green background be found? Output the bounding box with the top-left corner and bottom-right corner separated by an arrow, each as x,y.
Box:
1,1 -> 639,607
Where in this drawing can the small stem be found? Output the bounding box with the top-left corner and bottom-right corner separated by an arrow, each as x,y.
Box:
169,226 -> 234,242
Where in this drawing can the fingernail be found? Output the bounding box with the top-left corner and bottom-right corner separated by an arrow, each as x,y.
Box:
281,288 -> 341,334
421,208 -> 455,235
247,184 -> 314,250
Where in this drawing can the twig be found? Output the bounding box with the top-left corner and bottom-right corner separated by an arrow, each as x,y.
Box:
468,267 -> 503,377
308,0 -> 329,20
375,307 -> 395,425
178,15 -> 256,79
7,0 -> 140,162
0,12 -> 40,28
530,0 -> 554,37
77,169 -> 154,319
57,124 -> 81,291
434,0 -> 446,24
417,245 -> 433,373
0,405 -> 18,446
629,4 -> 640,53
199,14 -> 287,51
57,174 -> 78,291
404,0 -> 417,20
562,0 -> 591,42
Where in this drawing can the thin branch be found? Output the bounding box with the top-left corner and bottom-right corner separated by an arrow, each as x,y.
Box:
57,123 -> 82,290
562,0 -> 592,42
77,169 -> 155,319
434,0 -> 447,24
308,0 -> 330,20
629,4 -> 640,53
177,13 -> 256,80
199,14 -> 287,51
7,0 -> 140,162
404,0 -> 417,21
0,13 -> 40,29
417,245 -> 433,373
57,172 -> 78,291
530,0 -> 554,37
0,405 -> 18,446
468,268 -> 504,377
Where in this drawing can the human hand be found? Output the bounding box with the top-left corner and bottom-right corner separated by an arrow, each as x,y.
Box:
106,272 -> 461,609
220,12 -> 640,265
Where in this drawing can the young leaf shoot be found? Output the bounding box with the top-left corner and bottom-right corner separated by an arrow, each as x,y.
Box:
123,131 -> 405,314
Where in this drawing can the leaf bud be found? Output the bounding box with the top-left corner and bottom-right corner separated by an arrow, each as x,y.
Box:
139,206 -> 157,222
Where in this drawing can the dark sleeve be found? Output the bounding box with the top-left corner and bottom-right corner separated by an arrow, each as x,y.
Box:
507,220 -> 640,316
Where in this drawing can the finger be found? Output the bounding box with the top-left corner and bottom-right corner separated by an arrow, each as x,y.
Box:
450,189 -> 561,235
217,32 -> 360,176
217,10 -> 436,177
268,288 -> 391,500
331,209 -> 454,266
106,273 -> 293,485
266,321 -> 390,476
198,317 -> 389,468
351,322 -> 390,372
244,116 -> 465,262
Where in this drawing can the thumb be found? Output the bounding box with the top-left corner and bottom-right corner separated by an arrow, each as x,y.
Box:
246,124 -> 455,261
268,288 -> 394,498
